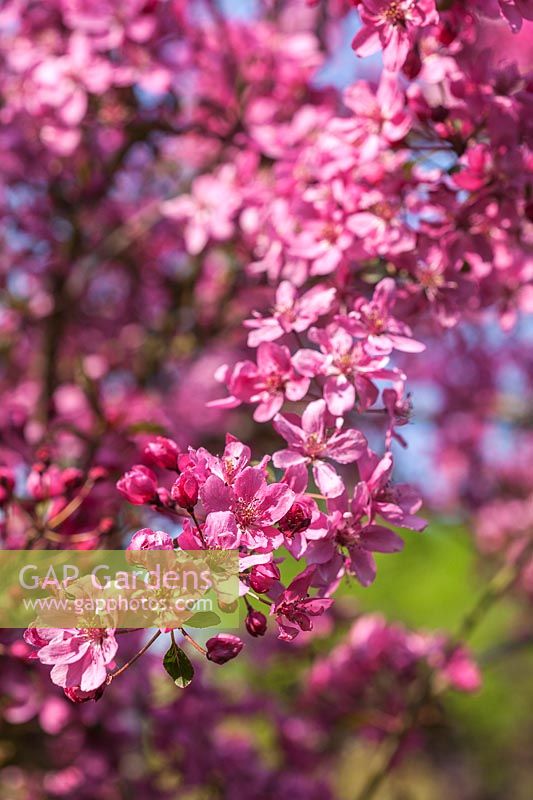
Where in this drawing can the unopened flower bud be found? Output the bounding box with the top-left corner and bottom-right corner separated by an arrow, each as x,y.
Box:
402,46 -> 422,80
88,466 -> 108,482
62,468 -> 84,490
64,684 -> 105,703
171,472 -> 199,511
144,436 -> 180,469
245,609 -> 267,637
0,467 -> 15,506
116,465 -> 158,505
127,528 -> 174,551
278,501 -> 312,537
249,562 -> 280,594
206,634 -> 244,665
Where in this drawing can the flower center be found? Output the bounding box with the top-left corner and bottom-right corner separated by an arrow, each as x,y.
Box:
305,433 -> 326,458
365,307 -> 387,333
234,497 -> 260,528
383,1 -> 406,27
265,372 -> 285,393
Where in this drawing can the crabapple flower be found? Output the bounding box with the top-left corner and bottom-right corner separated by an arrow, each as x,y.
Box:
356,449 -> 427,531
244,281 -> 336,347
116,465 -> 158,505
209,342 -> 310,421
339,278 -> 425,355
127,528 -> 174,550
24,627 -> 117,692
273,399 -> 367,497
171,472 -> 200,511
206,634 -> 244,664
201,465 -> 295,548
293,324 -> 400,415
144,436 -> 180,469
328,491 -> 405,586
335,73 -> 412,161
162,167 -> 241,255
203,511 -> 241,549
271,565 -> 333,641
249,561 -> 281,593
352,0 -> 439,71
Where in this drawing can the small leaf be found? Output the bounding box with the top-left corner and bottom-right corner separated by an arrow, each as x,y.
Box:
163,643 -> 194,688
126,421 -> 167,435
185,611 -> 221,628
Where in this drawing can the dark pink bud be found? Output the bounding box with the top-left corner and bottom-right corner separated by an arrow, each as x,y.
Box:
206,634 -> 244,665
402,46 -> 422,80
98,517 -> 115,535
156,487 -> 171,506
61,468 -> 84,490
171,472 -> 199,511
249,562 -> 280,594
116,465 -> 158,505
245,609 -> 267,638
144,436 -> 180,469
0,467 -> 15,506
177,453 -> 194,471
26,465 -> 65,500
64,684 -> 105,703
88,466 -> 108,482
437,22 -> 457,46
278,501 -> 312,538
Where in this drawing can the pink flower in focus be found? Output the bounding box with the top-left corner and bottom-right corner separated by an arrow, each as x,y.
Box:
328,490 -> 405,586
340,278 -> 425,355
201,465 -> 295,548
24,627 -> 117,692
293,323 -> 400,415
127,528 -> 174,550
273,399 -> 367,497
244,281 -> 336,347
209,342 -> 310,421
271,565 -> 333,641
352,0 -> 438,71
116,465 -> 158,505
355,448 -> 427,531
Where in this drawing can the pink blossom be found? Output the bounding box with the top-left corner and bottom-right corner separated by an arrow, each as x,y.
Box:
335,74 -> 412,161
209,342 -> 310,421
273,399 -> 367,497
328,490 -> 405,586
293,323 -> 400,415
339,278 -> 425,355
144,436 -> 180,469
200,465 -> 295,548
162,167 -> 241,255
355,449 -> 427,531
271,565 -> 333,641
244,281 -> 336,348
171,471 -> 200,511
117,465 -> 158,505
352,0 -> 439,72
127,528 -> 174,550
24,627 -> 117,692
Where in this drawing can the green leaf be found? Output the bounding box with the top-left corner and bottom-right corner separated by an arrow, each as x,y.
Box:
185,611 -> 221,628
126,421 -> 167,435
163,643 -> 194,688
